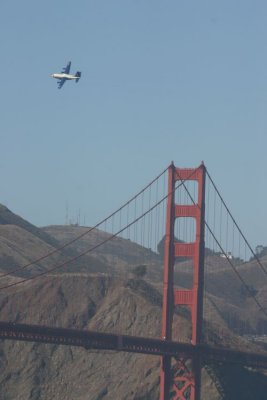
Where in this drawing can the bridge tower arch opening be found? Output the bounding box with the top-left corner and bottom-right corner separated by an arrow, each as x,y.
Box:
160,162 -> 206,400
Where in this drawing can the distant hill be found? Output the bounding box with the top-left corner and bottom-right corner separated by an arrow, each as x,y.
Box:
43,224 -> 162,281
0,205 -> 110,277
0,204 -> 58,248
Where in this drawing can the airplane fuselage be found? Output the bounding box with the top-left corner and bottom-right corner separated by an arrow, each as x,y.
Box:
51,73 -> 77,80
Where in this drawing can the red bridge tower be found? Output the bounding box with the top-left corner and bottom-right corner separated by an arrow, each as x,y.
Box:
160,162 -> 206,400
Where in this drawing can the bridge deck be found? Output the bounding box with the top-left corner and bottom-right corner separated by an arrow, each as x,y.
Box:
0,321 -> 267,369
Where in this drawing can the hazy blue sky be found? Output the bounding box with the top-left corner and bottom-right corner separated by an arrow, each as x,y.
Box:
1,1 -> 267,249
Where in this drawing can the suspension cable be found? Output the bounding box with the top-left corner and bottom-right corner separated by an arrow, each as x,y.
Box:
175,167 -> 267,318
204,222 -> 267,316
0,165 -> 169,279
0,167 -> 201,291
206,169 -> 267,276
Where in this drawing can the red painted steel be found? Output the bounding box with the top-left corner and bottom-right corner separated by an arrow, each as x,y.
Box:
160,162 -> 206,400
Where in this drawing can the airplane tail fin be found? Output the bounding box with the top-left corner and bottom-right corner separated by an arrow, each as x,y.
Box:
75,71 -> 81,83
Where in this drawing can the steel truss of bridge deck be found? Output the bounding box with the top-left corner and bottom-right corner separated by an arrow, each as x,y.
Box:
0,321 -> 267,369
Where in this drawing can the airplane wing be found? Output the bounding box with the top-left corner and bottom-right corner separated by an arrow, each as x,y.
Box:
57,78 -> 66,89
61,61 -> 71,74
